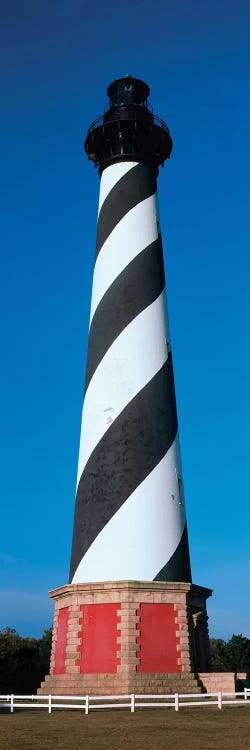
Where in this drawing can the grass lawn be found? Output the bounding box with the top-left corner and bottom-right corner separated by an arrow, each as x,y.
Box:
1,707 -> 250,750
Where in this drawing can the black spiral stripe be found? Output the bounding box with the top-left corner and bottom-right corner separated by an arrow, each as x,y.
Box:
70,357 -> 178,582
154,524 -> 191,583
96,164 -> 157,258
85,235 -> 165,393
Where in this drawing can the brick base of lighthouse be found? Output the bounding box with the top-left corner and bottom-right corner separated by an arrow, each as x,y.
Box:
38,581 -> 212,696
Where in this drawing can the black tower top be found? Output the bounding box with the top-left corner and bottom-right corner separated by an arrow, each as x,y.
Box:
85,75 -> 173,174
107,76 -> 150,106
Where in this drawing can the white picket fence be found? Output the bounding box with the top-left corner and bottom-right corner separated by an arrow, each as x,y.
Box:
0,690 -> 250,713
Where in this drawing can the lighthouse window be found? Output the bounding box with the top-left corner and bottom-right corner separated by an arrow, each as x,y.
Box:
178,477 -> 184,506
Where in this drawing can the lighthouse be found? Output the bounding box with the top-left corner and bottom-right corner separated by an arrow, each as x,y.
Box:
70,75 -> 191,586
39,77 -> 212,696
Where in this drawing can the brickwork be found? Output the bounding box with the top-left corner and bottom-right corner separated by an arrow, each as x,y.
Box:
54,607 -> 69,674
116,602 -> 140,676
77,603 -> 120,673
64,603 -> 81,674
49,605 -> 59,675
38,580 -> 212,695
199,672 -> 235,693
136,604 -> 181,672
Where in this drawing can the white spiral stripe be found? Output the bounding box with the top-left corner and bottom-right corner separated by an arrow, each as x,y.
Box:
72,433 -> 186,583
98,161 -> 138,214
76,290 -> 169,487
90,193 -> 159,325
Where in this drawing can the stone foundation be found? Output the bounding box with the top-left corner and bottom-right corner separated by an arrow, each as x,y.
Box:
38,580 -> 212,695
199,672 -> 235,693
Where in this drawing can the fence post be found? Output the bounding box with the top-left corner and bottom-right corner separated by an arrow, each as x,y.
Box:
85,695 -> 89,715
175,693 -> 179,712
131,693 -> 135,713
244,688 -> 247,701
10,694 -> 14,714
218,691 -> 222,710
48,694 -> 52,714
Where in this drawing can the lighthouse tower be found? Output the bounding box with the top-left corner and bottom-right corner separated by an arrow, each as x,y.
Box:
70,76 -> 191,587
40,77 -> 212,696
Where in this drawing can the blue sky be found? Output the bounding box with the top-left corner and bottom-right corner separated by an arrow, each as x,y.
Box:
1,0 -> 249,639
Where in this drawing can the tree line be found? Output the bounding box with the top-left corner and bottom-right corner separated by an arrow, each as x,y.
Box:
0,627 -> 52,693
0,628 -> 250,693
210,635 -> 250,674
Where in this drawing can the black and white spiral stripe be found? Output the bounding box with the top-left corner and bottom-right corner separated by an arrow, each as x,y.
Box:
69,162 -> 191,584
